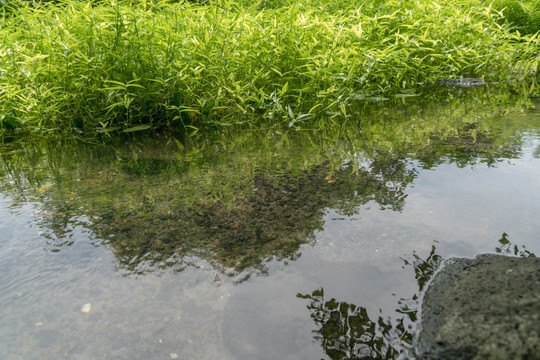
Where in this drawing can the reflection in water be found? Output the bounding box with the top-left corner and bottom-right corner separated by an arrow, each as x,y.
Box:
400,245 -> 442,294
104,157 -> 414,274
0,90 -> 538,277
0,136 -> 415,276
297,246 -> 441,359
495,232 -> 536,258
298,288 -> 408,359
0,90 -> 539,360
298,236 -> 536,360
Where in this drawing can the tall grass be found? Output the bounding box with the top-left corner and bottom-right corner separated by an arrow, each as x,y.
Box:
0,0 -> 538,136
493,0 -> 540,35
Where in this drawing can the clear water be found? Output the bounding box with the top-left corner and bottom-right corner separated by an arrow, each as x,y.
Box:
1,91 -> 539,359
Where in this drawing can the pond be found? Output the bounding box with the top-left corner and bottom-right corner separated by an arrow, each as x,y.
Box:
1,88 -> 539,359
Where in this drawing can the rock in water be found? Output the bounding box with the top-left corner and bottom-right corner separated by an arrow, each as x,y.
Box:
416,254 -> 540,359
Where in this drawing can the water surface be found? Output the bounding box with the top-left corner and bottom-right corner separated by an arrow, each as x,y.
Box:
1,90 -> 539,359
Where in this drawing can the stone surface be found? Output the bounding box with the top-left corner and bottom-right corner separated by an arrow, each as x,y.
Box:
416,254 -> 540,360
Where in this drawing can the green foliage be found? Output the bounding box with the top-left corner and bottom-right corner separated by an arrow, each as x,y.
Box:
0,0 -> 538,137
493,0 -> 540,34
0,0 -> 20,17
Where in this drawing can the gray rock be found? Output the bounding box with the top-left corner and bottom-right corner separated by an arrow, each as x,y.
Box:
416,254 -> 540,360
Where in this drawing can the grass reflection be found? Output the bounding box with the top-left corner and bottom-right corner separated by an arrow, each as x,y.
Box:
298,287 -> 409,359
298,236 -> 535,359
0,92 -> 538,276
297,246 -> 442,359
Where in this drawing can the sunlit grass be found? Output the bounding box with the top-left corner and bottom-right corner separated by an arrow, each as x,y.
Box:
493,0 -> 540,35
0,0 -> 538,136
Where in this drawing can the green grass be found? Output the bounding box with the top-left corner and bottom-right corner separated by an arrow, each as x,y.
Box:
493,0 -> 540,35
0,0 -> 539,137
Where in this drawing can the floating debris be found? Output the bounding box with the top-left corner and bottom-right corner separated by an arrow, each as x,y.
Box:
435,78 -> 492,87
81,303 -> 92,313
170,353 -> 178,359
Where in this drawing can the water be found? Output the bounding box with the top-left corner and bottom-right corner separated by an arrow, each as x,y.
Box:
0,90 -> 539,359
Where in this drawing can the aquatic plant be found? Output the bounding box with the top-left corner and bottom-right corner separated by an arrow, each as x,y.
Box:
0,0 -> 538,137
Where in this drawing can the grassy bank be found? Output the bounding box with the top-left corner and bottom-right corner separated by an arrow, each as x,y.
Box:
0,0 -> 539,136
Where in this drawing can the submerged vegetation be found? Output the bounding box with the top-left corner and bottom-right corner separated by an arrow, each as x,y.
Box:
1,92 -> 538,275
0,0 -> 539,136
